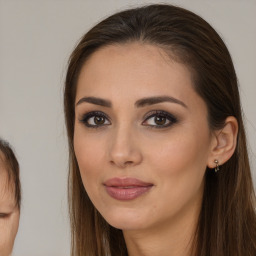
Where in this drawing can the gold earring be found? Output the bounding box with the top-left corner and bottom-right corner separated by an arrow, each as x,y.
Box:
214,159 -> 220,172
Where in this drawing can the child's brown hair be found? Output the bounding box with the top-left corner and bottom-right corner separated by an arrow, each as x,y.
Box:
0,139 -> 21,208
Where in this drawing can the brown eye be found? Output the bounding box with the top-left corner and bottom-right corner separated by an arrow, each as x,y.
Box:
94,116 -> 106,125
154,116 -> 166,125
142,110 -> 177,128
80,111 -> 111,127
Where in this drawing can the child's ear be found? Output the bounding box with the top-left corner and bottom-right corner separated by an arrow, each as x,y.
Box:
207,116 -> 238,169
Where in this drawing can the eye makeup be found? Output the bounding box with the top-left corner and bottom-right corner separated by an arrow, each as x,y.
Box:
79,111 -> 111,128
78,109 -> 178,130
142,110 -> 178,128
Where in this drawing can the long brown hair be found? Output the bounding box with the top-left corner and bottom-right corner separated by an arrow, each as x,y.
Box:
64,4 -> 256,256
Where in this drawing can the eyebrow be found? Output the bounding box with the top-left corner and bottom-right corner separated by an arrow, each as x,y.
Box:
76,97 -> 112,107
76,95 -> 187,108
135,96 -> 187,108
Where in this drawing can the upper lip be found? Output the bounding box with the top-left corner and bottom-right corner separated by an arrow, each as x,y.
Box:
104,177 -> 153,187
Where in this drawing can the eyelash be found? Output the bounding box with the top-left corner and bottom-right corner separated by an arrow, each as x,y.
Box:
142,110 -> 177,128
79,111 -> 111,128
79,110 -> 177,129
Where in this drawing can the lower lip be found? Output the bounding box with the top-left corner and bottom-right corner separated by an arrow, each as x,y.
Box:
105,186 -> 152,201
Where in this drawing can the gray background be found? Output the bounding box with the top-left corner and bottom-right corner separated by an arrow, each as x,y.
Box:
0,0 -> 255,255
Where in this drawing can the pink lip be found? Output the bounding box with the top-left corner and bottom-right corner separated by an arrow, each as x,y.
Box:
104,177 -> 153,201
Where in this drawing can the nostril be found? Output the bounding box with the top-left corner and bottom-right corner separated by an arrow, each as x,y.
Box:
110,159 -> 135,168
124,161 -> 134,165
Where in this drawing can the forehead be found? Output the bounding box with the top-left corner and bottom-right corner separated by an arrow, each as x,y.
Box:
76,43 -> 195,101
0,159 -> 16,207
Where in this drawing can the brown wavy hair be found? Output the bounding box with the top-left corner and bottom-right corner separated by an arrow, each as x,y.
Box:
64,4 -> 256,256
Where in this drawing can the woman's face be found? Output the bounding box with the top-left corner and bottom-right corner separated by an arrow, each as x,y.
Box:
74,43 -> 215,232
0,162 -> 19,256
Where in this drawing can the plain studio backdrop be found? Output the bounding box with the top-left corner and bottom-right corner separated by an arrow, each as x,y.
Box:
0,0 -> 255,255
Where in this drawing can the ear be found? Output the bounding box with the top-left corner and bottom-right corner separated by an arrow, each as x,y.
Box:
207,116 -> 238,169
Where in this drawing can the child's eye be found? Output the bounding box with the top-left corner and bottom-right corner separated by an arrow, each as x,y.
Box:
142,110 -> 177,128
0,213 -> 10,218
80,111 -> 111,128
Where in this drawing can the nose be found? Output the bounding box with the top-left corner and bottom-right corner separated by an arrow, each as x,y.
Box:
108,126 -> 143,168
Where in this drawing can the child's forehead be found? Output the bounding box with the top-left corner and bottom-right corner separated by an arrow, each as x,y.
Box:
0,166 -> 16,209
0,156 -> 15,191
0,145 -> 20,211
0,153 -> 9,180
0,165 -> 14,190
0,152 -> 13,183
0,151 -> 7,170
0,151 -> 4,164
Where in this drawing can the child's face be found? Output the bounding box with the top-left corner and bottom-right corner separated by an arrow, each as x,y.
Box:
0,160 -> 19,256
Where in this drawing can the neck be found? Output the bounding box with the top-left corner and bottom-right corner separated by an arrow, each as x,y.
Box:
123,192 -> 202,256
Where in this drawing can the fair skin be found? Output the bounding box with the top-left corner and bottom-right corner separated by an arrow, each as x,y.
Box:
74,43 -> 238,256
0,158 -> 19,256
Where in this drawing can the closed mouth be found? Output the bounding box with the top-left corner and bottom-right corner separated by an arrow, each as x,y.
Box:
104,177 -> 153,200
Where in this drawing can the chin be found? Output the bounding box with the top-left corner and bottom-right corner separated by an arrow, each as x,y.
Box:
100,207 -> 150,231
108,219 -> 146,231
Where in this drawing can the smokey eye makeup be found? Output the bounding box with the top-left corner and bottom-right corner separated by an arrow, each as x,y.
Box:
79,111 -> 111,128
79,109 -> 178,129
142,110 -> 178,129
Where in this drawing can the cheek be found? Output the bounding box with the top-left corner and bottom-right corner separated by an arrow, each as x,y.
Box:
145,128 -> 210,195
74,126 -> 106,190
0,213 -> 19,253
147,124 -> 211,172
155,141 -> 206,173
140,132 -> 209,222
